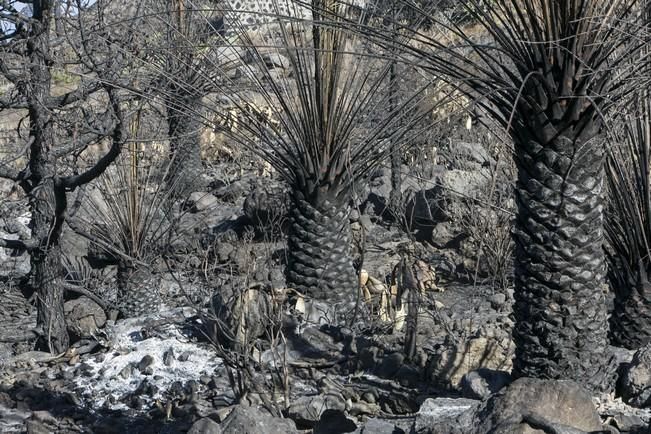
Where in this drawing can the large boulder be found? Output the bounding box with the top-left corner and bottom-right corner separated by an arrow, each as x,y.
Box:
618,343 -> 651,407
220,405 -> 298,434
188,417 -> 222,434
472,378 -> 603,434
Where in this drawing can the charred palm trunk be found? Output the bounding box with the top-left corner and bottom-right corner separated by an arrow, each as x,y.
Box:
286,190 -> 357,306
117,261 -> 161,318
165,97 -> 203,199
512,115 -> 614,391
29,0 -> 69,353
610,263 -> 651,349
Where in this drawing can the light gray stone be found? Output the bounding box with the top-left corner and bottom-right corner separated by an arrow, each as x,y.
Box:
188,417 -> 222,434
287,394 -> 347,425
353,418 -> 401,434
186,192 -> 219,213
472,378 -> 603,434
619,343 -> 651,408
221,405 -> 297,434
413,397 -> 479,434
461,369 -> 512,400
64,296 -> 107,339
428,336 -> 514,390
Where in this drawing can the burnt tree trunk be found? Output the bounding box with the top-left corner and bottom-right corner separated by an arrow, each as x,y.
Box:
511,108 -> 615,391
28,0 -> 69,353
165,96 -> 203,199
286,189 -> 357,308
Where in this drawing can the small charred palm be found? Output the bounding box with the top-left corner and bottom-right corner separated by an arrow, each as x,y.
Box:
117,262 -> 161,318
610,264 -> 651,349
210,287 -> 271,352
404,280 -> 419,360
286,191 -> 357,306
606,101 -> 651,350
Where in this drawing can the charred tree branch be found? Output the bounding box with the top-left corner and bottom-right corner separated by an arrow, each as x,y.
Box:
59,86 -> 124,189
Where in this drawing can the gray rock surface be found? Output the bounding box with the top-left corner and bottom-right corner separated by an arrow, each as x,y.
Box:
353,418 -> 402,434
220,405 -> 297,434
472,377 -> 603,434
461,369 -> 512,400
188,417 -> 222,434
413,397 -> 479,434
64,296 -> 107,339
619,343 -> 651,408
287,393 -> 347,426
185,192 -> 219,213
427,336 -> 514,390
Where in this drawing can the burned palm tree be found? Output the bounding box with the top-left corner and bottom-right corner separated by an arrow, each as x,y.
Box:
141,0 -> 224,198
606,96 -> 651,350
180,0 -> 437,309
357,0 -> 646,390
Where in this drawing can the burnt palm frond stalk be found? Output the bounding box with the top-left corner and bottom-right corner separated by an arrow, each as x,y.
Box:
357,0 -> 647,390
606,96 -> 651,350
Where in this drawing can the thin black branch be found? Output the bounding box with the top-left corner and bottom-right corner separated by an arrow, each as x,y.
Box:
0,237 -> 39,251
59,86 -> 124,189
46,81 -> 103,108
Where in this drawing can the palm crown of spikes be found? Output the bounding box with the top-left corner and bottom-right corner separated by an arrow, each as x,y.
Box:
219,0 -> 368,38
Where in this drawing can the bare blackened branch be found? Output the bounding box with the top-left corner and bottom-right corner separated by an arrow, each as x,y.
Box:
59,86 -> 124,189
46,81 -> 103,108
0,237 -> 38,251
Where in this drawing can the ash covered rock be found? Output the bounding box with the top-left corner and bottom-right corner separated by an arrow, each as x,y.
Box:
68,308 -> 222,411
183,191 -> 220,213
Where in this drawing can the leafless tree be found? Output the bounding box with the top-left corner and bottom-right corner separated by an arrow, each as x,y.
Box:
0,0 -> 139,353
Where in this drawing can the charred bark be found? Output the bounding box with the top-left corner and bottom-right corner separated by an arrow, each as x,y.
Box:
27,0 -> 69,353
286,190 -> 357,307
165,96 -> 203,199
511,110 -> 615,392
